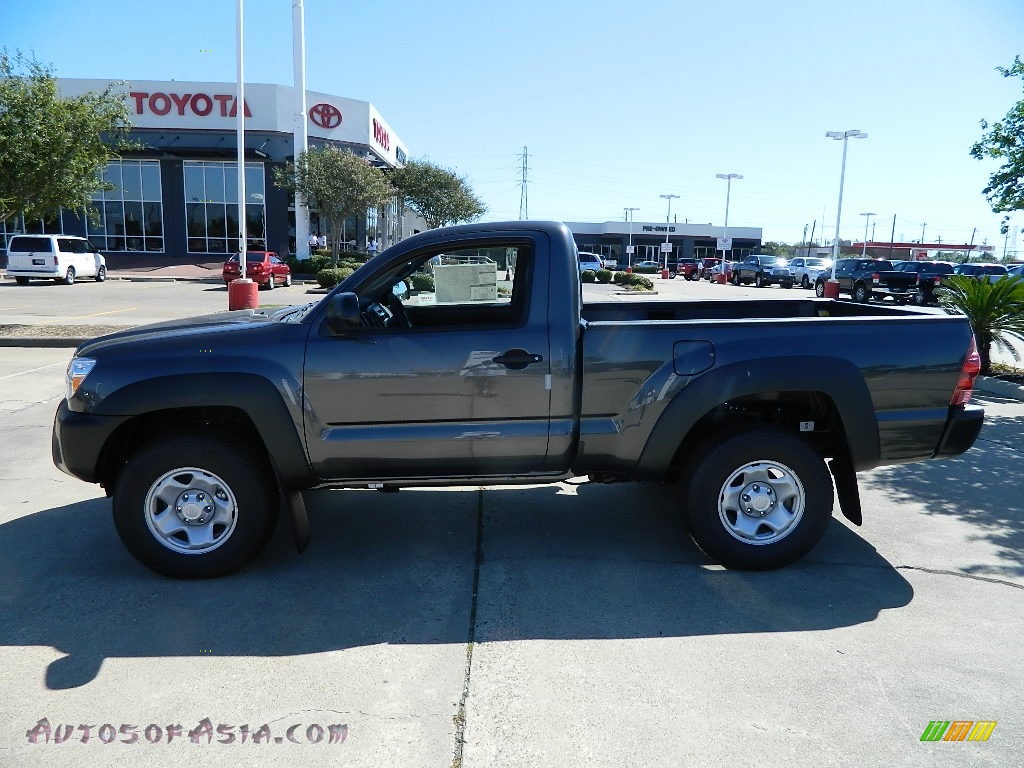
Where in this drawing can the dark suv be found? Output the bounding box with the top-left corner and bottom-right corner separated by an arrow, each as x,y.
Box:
732,255 -> 794,288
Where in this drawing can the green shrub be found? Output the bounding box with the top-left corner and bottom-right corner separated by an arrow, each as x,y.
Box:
581,269 -> 597,283
613,271 -> 629,285
410,273 -> 435,292
288,253 -> 332,274
316,267 -> 354,288
596,268 -> 613,283
627,276 -> 654,290
633,265 -> 660,274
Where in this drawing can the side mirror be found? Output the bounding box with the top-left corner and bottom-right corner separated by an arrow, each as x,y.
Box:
325,292 -> 361,334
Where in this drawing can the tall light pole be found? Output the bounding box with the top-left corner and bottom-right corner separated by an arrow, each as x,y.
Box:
624,207 -> 639,267
825,129 -> 868,292
292,0 -> 310,261
860,212 -> 875,256
659,194 -> 679,272
716,173 -> 742,273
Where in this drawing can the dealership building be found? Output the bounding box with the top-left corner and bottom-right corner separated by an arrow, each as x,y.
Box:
566,220 -> 762,267
0,78 -> 410,267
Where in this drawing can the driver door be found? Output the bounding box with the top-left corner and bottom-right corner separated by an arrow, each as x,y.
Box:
303,235 -> 555,481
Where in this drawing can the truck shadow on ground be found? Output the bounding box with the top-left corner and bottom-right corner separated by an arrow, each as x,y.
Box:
0,482 -> 911,690
861,398 -> 1023,578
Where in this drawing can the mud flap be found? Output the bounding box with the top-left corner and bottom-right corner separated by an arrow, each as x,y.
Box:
283,488 -> 310,553
828,456 -> 862,526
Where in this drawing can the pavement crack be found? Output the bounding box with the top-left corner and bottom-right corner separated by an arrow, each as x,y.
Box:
451,488 -> 484,768
897,565 -> 1024,590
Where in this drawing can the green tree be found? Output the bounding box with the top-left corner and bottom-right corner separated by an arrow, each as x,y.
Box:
390,159 -> 486,229
0,50 -> 135,224
970,56 -> 1024,233
275,147 -> 393,265
760,242 -> 790,256
939,274 -> 1024,374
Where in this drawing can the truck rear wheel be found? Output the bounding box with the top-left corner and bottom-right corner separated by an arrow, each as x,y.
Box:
852,283 -> 870,303
683,429 -> 833,570
112,433 -> 278,578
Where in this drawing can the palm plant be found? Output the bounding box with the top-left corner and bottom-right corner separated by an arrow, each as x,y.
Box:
939,275 -> 1024,374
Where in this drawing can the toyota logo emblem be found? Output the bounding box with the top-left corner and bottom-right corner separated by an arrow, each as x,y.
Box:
309,103 -> 342,129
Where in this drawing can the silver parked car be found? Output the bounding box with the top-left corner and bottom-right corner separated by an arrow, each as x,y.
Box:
789,256 -> 832,289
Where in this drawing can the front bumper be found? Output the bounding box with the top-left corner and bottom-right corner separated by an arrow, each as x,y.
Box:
52,400 -> 126,484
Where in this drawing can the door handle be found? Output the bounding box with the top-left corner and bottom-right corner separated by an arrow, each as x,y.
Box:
492,349 -> 544,370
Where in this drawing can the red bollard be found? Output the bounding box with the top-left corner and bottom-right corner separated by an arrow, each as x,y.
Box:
228,278 -> 259,310
661,268 -> 670,280
822,280 -> 840,299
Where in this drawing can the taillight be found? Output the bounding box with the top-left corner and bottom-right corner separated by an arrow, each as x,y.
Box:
933,274 -> 942,285
951,337 -> 981,406
871,272 -> 880,284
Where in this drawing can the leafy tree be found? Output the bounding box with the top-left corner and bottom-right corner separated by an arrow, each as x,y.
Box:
939,274 -> 1024,374
390,159 -> 486,229
970,56 -> 1024,233
275,147 -> 393,265
0,50 -> 136,224
760,242 -> 790,256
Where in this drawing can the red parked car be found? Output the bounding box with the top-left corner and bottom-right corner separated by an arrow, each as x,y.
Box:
222,251 -> 292,289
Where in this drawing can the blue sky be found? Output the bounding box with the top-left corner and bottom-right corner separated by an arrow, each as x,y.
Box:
6,0 -> 1024,255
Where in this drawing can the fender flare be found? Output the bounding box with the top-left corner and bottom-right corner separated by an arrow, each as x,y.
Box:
637,356 -> 881,476
94,373 -> 313,486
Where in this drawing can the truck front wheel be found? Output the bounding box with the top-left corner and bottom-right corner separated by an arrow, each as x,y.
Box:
112,433 -> 278,578
684,429 -> 833,570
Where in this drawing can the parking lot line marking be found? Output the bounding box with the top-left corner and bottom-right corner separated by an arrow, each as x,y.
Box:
0,361 -> 68,380
66,307 -> 138,319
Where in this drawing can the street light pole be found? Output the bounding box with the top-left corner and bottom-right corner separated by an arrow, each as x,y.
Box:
860,212 -> 876,257
715,173 -> 742,274
624,207 -> 639,267
825,130 -> 868,292
659,194 -> 679,273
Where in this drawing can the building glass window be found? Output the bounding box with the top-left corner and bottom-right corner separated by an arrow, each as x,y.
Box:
183,161 -> 265,253
88,160 -> 164,252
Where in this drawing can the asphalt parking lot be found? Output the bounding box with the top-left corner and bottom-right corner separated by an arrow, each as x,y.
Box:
0,274 -> 1021,767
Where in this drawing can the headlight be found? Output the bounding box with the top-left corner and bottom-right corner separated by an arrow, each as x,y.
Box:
66,357 -> 97,400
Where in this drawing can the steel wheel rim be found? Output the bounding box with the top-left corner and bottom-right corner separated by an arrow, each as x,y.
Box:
144,467 -> 239,554
718,459 -> 806,545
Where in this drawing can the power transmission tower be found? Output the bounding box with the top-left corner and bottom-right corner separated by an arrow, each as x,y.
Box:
518,146 -> 529,219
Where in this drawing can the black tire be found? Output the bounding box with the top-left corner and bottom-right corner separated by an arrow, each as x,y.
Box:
731,271 -> 739,286
683,429 -> 833,570
801,275 -> 810,289
266,274 -> 275,290
284,272 -> 292,287
95,265 -> 107,282
754,273 -> 766,288
112,433 -> 278,578
15,276 -> 30,286
852,282 -> 870,303
814,279 -> 826,298
912,291 -> 927,306
62,267 -> 76,285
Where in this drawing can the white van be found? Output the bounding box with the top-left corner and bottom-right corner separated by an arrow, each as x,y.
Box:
5,235 -> 107,285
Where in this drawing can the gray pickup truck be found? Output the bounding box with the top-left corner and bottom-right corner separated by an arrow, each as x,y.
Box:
53,222 -> 984,578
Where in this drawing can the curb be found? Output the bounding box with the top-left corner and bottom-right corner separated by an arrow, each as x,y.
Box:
0,336 -> 89,348
974,376 -> 1024,401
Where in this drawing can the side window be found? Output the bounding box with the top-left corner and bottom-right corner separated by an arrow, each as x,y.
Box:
372,243 -> 530,329
58,238 -> 89,254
